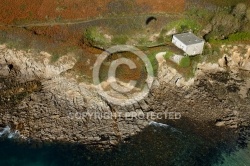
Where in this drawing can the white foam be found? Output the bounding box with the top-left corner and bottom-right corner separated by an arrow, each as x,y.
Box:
149,121 -> 181,133
0,126 -> 20,139
0,126 -> 11,136
149,121 -> 170,128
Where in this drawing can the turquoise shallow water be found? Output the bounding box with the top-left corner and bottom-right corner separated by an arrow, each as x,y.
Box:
214,146 -> 250,166
0,121 -> 249,166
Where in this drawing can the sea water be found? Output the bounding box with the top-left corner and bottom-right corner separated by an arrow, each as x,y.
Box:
214,146 -> 250,166
0,122 -> 249,166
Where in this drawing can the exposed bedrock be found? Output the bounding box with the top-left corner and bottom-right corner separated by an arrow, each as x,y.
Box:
0,44 -> 250,149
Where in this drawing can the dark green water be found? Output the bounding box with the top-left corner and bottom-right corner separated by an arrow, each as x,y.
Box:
0,120 -> 249,166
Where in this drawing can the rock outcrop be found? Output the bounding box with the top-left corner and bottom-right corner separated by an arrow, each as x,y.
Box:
0,44 -> 250,149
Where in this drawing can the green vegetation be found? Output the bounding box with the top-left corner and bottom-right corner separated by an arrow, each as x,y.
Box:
4,40 -> 30,51
203,2 -> 250,42
164,51 -> 174,59
147,51 -> 159,76
164,51 -> 190,68
207,12 -> 241,40
138,37 -> 149,45
227,32 -> 250,42
111,35 -> 128,44
84,27 -> 108,47
186,7 -> 215,23
166,19 -> 202,34
179,56 -> 191,68
159,17 -> 202,43
49,46 -> 79,63
163,54 -> 196,79
208,32 -> 250,44
50,53 -> 60,63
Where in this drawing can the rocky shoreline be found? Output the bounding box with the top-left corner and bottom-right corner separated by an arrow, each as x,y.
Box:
0,44 -> 250,149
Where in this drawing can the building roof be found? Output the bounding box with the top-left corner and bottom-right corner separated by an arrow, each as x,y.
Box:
173,32 -> 204,45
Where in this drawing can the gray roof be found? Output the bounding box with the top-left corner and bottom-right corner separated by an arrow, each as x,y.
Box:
173,32 -> 204,45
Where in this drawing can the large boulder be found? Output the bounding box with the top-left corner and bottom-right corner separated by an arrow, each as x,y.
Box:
232,3 -> 247,19
210,13 -> 241,40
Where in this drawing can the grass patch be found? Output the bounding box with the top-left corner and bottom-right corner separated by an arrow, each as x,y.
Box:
164,51 -> 174,59
137,36 -> 155,46
227,32 -> 250,42
111,35 -> 128,44
179,56 -> 191,68
163,19 -> 202,34
0,31 -> 30,51
159,18 -> 202,43
4,40 -> 31,51
147,51 -> 159,76
84,27 -> 108,47
208,32 -> 250,44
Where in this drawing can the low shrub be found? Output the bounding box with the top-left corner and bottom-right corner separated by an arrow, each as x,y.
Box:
83,27 -> 108,47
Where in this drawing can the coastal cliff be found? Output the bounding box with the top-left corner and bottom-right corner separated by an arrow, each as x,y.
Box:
0,44 -> 249,149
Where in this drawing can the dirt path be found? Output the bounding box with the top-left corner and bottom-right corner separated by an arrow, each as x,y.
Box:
0,13 -> 182,28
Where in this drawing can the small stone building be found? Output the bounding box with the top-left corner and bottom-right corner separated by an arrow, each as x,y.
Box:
172,32 -> 205,56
